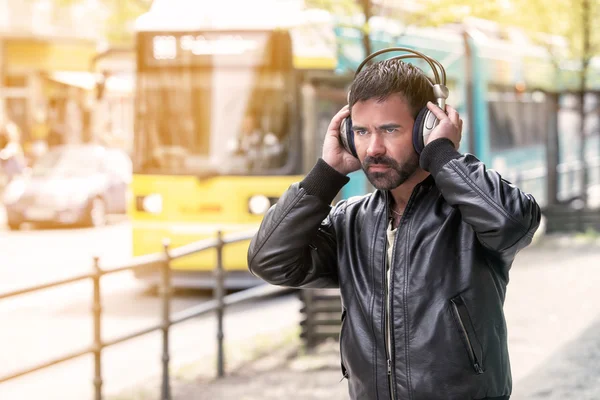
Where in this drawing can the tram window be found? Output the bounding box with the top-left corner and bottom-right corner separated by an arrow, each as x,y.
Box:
586,94 -> 600,137
134,67 -> 292,175
488,88 -> 548,151
558,92 -> 600,138
133,30 -> 295,175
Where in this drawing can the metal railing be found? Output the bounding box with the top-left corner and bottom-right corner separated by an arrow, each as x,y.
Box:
299,289 -> 342,349
0,229 -> 289,400
507,156 -> 600,188
505,157 -> 600,206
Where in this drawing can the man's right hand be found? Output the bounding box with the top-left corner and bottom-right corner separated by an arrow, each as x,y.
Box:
322,105 -> 362,175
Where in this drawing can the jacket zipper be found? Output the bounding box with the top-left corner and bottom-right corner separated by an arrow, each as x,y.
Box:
386,241 -> 396,400
450,300 -> 484,374
340,309 -> 349,380
384,184 -> 424,400
383,183 -> 421,400
384,193 -> 397,400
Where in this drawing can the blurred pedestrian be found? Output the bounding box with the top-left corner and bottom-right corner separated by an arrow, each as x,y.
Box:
0,121 -> 26,182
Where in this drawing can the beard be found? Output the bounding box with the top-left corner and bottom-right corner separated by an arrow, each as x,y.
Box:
362,153 -> 419,190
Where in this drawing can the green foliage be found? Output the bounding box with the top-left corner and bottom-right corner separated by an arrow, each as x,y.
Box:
405,0 -> 511,27
305,0 -> 369,38
409,0 -> 600,62
576,227 -> 600,239
57,0 -> 151,45
103,0 -> 151,45
304,0 -> 360,15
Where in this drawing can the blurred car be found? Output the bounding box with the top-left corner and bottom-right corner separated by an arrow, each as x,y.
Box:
2,144 -> 132,230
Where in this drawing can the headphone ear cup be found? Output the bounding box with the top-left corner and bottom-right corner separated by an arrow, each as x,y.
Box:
412,107 -> 429,155
339,116 -> 359,158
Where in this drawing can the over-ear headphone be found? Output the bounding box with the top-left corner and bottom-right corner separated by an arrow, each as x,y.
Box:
339,47 -> 449,158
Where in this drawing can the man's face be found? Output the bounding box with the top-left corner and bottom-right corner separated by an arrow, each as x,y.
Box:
351,93 -> 420,190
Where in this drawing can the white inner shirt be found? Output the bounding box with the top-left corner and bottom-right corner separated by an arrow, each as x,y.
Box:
386,218 -> 397,357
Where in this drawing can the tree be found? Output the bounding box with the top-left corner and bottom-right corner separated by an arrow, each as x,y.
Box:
358,0 -> 373,58
505,0 -> 600,206
409,0 -> 600,207
305,0 -> 373,60
403,1 -> 510,27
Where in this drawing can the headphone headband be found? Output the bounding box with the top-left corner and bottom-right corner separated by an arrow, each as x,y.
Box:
355,47 -> 446,84
340,47 -> 450,158
354,47 -> 449,110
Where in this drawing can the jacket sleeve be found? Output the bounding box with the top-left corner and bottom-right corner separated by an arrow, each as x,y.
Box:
420,139 -> 541,273
247,159 -> 350,289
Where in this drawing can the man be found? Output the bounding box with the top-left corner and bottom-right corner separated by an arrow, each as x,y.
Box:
231,113 -> 285,171
247,59 -> 540,400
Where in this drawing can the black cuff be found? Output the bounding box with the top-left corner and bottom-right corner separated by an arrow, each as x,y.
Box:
300,158 -> 350,204
419,138 -> 461,175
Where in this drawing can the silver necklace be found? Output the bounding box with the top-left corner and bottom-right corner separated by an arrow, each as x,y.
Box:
391,208 -> 403,217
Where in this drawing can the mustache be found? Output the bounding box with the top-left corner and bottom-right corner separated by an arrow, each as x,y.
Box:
363,156 -> 398,169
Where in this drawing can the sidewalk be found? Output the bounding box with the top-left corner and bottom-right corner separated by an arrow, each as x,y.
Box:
112,234 -> 600,400
173,338 -> 347,400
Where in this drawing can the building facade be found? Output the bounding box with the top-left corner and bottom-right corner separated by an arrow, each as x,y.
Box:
0,0 -> 106,154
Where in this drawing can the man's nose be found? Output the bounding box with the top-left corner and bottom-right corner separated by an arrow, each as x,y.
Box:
366,133 -> 385,158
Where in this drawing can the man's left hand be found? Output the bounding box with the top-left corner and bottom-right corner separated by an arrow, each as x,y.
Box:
425,102 -> 463,149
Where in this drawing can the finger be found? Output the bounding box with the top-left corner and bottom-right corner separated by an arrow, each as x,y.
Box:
327,105 -> 350,134
445,105 -> 460,125
426,101 -> 447,120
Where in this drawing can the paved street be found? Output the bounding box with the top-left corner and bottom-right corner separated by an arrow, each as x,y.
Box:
0,210 -> 133,294
508,242 -> 600,400
0,219 -> 300,400
514,316 -> 600,400
169,239 -> 600,400
1,212 -> 599,400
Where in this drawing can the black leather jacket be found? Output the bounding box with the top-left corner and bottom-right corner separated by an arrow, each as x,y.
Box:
248,139 -> 541,400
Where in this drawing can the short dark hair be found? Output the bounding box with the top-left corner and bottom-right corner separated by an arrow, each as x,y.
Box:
348,58 -> 436,118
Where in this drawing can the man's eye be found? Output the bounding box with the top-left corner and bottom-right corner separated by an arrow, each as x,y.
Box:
385,128 -> 397,134
354,130 -> 367,136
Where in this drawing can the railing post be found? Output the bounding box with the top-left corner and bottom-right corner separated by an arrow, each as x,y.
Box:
214,230 -> 225,378
570,165 -> 577,199
92,256 -> 103,400
160,239 -> 172,400
303,290 -> 317,351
